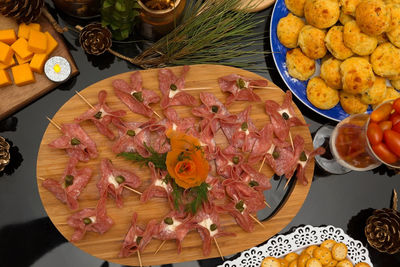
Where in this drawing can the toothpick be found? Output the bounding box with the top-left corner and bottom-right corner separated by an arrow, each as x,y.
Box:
251,85 -> 279,90
181,87 -> 212,91
75,91 -> 95,109
249,214 -> 265,228
289,131 -> 294,150
46,116 -> 61,130
264,200 -> 271,208
213,237 -> 224,260
153,110 -> 162,119
37,176 -> 45,181
258,155 -> 266,172
123,185 -> 142,196
154,240 -> 166,255
137,250 -> 143,267
284,177 -> 292,190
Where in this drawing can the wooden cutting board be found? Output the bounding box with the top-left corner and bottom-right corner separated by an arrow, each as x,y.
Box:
36,64 -> 313,266
0,15 -> 79,120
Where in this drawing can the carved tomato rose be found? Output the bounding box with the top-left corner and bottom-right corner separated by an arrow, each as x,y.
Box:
166,130 -> 209,189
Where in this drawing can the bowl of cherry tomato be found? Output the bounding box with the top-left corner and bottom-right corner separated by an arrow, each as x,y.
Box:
366,97 -> 400,168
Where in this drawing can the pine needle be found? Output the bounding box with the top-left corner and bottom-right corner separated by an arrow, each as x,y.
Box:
132,0 -> 267,70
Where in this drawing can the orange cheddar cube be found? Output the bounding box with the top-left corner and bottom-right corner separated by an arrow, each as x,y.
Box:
0,69 -> 12,87
11,63 -> 35,86
28,30 -> 47,54
18,23 -> 41,40
44,32 -> 58,55
30,53 -> 48,73
15,53 -> 33,65
11,38 -> 33,60
0,56 -> 16,70
0,41 -> 14,64
0,29 -> 17,45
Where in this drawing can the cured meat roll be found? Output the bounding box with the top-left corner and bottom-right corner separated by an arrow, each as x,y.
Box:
48,123 -> 98,162
113,71 -> 160,118
42,157 -> 92,210
75,90 -> 126,140
97,159 -> 142,208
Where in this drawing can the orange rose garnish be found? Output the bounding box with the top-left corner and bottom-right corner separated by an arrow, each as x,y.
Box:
166,130 -> 209,189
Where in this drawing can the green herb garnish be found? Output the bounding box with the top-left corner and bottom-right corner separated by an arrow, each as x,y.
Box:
71,138 -> 81,146
236,78 -> 246,89
185,182 -> 209,215
118,143 -> 168,170
177,151 -> 190,161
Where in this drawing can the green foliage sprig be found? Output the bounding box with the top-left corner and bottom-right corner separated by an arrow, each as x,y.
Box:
118,143 -> 167,170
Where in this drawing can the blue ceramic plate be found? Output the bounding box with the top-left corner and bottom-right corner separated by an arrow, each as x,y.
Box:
270,0 -> 372,122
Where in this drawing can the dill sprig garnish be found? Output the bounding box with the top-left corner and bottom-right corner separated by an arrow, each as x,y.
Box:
118,143 -> 167,170
185,182 -> 209,214
127,0 -> 266,70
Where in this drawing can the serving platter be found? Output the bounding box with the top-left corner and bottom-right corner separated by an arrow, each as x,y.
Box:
37,64 -> 314,266
220,225 -> 373,267
270,0 -> 372,122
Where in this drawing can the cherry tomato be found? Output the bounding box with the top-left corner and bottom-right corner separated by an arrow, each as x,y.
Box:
393,98 -> 400,114
372,143 -> 398,164
371,102 -> 393,122
390,113 -> 400,126
383,130 -> 400,157
379,120 -> 392,132
393,122 -> 400,133
367,122 -> 383,145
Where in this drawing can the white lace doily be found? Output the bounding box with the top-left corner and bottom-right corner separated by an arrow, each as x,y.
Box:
219,225 -> 373,267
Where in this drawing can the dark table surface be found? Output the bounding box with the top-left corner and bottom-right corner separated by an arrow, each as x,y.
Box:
0,2 -> 399,267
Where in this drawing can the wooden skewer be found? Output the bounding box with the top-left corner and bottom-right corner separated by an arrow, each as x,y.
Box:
75,91 -> 95,109
46,116 -> 61,130
251,85 -> 280,90
258,155 -> 266,172
137,250 -> 143,267
264,200 -> 271,208
284,177 -> 292,190
213,237 -> 224,260
123,185 -> 142,195
249,214 -> 265,228
181,87 -> 212,91
154,240 -> 166,255
37,176 -> 45,181
289,131 -> 294,150
153,110 -> 162,119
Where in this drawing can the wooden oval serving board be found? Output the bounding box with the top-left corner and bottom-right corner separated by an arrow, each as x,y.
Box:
36,64 -> 313,266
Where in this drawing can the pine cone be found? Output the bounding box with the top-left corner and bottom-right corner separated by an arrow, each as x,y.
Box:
0,0 -> 44,24
365,208 -> 400,254
0,137 -> 10,172
79,23 -> 112,55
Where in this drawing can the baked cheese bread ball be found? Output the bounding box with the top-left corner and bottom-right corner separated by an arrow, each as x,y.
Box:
336,259 -> 354,267
298,25 -> 327,59
370,42 -> 400,78
307,77 -> 340,109
285,0 -> 306,17
304,0 -> 340,29
278,13 -> 306,48
372,86 -> 400,107
339,12 -> 354,25
361,76 -> 387,104
354,263 -> 371,267
343,20 -> 378,56
391,78 -> 400,89
387,4 -> 400,48
377,33 -> 390,44
261,256 -> 281,267
325,26 -> 354,60
355,0 -> 390,36
340,57 -> 375,94
340,91 -> 369,114
321,57 -> 342,89
340,0 -> 361,15
286,48 -> 316,80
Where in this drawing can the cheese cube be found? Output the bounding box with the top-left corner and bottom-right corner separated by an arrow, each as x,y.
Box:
15,53 -> 33,65
0,29 -> 17,45
11,38 -> 33,60
0,56 -> 15,70
0,69 -> 12,87
30,53 -> 48,73
0,41 -> 14,64
28,30 -> 47,54
44,32 -> 58,55
11,63 -> 35,86
18,23 -> 41,40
